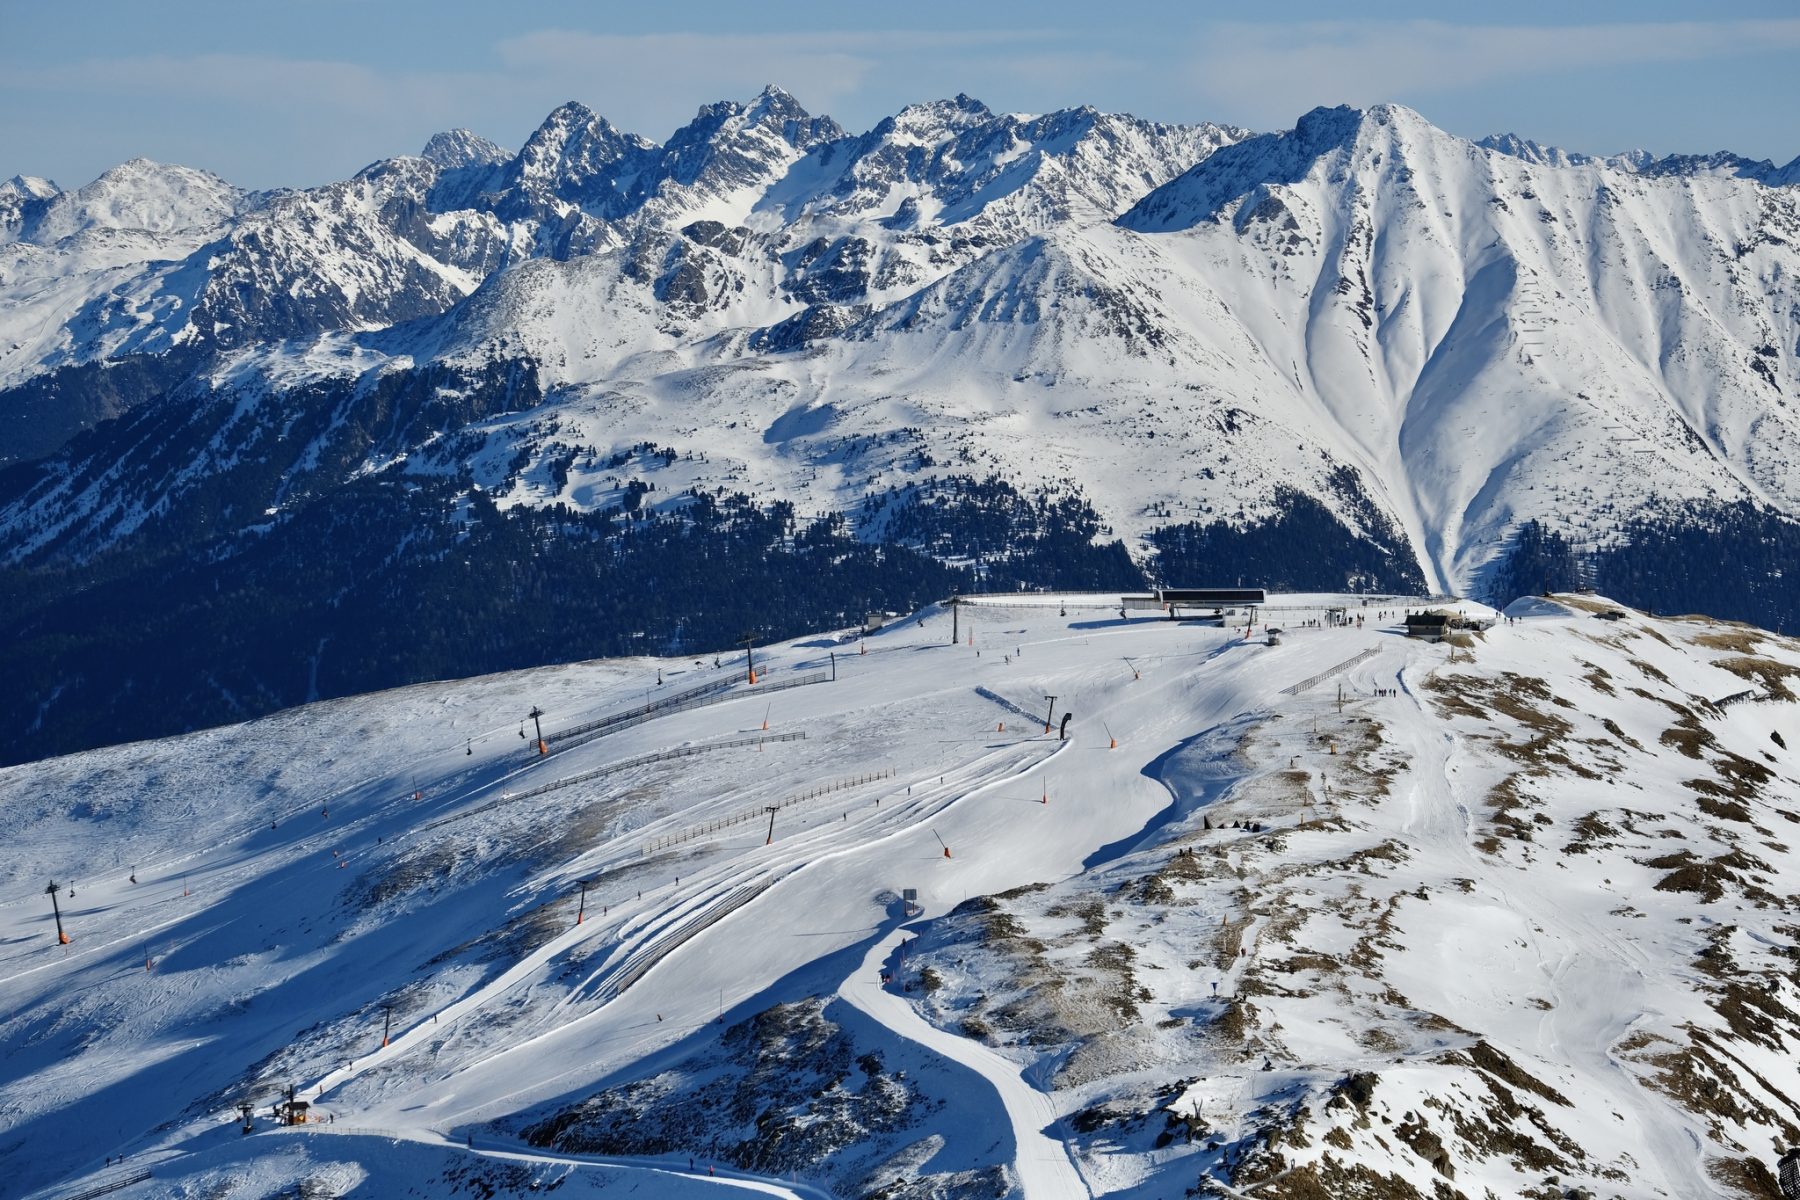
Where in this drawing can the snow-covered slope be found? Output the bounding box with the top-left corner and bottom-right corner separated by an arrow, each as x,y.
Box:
1116,104 -> 1800,587
5,593 -> 1800,1199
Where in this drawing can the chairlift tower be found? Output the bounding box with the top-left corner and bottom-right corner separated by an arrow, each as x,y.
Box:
576,876 -> 598,924
44,881 -> 69,945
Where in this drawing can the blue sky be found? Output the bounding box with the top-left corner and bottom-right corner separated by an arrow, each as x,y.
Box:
4,0 -> 1797,190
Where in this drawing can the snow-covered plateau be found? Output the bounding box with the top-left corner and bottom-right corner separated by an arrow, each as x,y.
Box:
5,593 -> 1800,1199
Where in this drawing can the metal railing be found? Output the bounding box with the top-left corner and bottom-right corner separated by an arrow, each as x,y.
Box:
545,679 -> 734,750
749,670 -> 831,695
974,687 -> 1041,724
639,768 -> 895,855
1279,647 -> 1380,696
540,672 -> 830,759
56,1171 -> 151,1200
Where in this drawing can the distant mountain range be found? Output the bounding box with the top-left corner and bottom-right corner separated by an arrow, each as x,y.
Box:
3,89 -> 1799,764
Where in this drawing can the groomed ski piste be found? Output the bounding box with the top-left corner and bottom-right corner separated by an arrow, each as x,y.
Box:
5,591 -> 1800,1199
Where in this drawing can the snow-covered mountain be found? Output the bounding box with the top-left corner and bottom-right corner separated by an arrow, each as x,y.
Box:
1479,131 -> 1800,186
5,593 -> 1800,1199
4,91 -> 1800,769
3,94 -> 1797,588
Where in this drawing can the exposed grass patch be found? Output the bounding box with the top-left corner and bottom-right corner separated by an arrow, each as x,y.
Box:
1579,660 -> 1616,695
1660,717 -> 1714,760
1600,717 -> 1642,750
1564,811 -> 1619,855
1714,655 -> 1800,701
1549,593 -> 1615,614
1691,626 -> 1767,655
1644,849 -> 1777,905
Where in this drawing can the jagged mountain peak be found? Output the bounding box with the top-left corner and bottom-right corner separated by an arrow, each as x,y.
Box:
517,100 -> 648,165
769,96 -> 1243,239
1295,101 -> 1443,151
670,86 -> 844,156
487,101 -> 657,231
420,128 -> 512,171
0,174 -> 60,245
741,83 -> 822,131
876,93 -> 996,144
1633,147 -> 1795,184
1120,102 -> 1465,232
1476,132 -> 1597,169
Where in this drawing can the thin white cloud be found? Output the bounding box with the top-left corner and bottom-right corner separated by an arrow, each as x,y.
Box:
1189,18 -> 1800,130
20,53 -> 477,110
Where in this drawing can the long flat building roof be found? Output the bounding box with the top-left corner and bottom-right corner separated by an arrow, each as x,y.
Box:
1157,588 -> 1267,605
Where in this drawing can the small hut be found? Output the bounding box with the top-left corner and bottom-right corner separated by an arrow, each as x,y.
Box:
274,1085 -> 311,1126
1404,611 -> 1452,642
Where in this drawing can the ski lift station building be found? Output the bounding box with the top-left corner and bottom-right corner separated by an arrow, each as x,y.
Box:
1155,588 -> 1267,618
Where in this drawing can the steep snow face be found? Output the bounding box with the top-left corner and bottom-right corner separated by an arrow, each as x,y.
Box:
421,129 -> 513,213
4,594 -> 1799,1200
1116,104 -> 1800,587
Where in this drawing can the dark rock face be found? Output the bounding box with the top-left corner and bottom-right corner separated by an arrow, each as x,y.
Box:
518,997 -> 1017,1197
